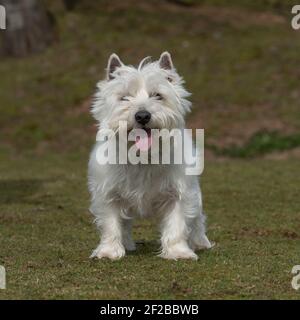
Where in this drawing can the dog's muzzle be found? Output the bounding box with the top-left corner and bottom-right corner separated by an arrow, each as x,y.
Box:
135,111 -> 151,125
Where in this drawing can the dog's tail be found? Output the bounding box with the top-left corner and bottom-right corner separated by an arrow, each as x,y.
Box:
138,56 -> 152,71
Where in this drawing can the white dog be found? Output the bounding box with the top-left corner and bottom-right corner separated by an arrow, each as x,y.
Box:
88,52 -> 212,260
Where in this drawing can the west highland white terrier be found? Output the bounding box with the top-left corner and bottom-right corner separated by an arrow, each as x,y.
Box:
88,52 -> 212,260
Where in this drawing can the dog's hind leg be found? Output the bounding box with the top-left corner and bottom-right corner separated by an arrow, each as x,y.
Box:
122,218 -> 136,251
188,213 -> 214,251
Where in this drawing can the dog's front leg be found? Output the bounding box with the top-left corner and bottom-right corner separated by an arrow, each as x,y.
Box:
160,202 -> 198,260
90,205 -> 125,260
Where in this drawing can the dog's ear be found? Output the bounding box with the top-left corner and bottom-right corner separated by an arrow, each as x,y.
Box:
107,53 -> 123,80
159,51 -> 174,70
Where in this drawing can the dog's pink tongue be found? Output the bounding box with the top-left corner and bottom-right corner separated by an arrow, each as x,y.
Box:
135,130 -> 152,151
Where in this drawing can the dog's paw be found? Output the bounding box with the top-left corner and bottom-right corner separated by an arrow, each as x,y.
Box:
90,243 -> 125,260
160,243 -> 198,260
191,235 -> 215,251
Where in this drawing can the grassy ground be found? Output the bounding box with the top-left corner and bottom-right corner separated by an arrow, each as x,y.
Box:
0,153 -> 299,299
0,1 -> 300,299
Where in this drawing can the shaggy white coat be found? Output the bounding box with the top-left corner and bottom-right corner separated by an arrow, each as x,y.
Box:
88,52 -> 212,260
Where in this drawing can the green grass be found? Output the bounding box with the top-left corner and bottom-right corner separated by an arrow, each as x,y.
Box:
210,131 -> 300,157
0,154 -> 299,299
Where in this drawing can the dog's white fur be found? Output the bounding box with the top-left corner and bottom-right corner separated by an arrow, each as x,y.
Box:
88,52 -> 212,260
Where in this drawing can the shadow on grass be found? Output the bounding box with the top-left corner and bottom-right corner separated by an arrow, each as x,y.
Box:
127,240 -> 160,257
125,240 -> 212,258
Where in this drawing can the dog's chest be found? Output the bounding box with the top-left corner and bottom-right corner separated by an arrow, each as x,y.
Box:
115,165 -> 179,216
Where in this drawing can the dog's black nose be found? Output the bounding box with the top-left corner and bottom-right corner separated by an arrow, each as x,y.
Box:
135,111 -> 151,125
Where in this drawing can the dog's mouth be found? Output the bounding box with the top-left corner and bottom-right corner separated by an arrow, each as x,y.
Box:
127,127 -> 153,151
135,128 -> 153,151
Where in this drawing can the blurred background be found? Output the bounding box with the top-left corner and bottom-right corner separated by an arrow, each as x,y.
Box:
0,0 -> 299,159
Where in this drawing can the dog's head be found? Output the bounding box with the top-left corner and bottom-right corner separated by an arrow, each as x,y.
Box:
92,52 -> 191,134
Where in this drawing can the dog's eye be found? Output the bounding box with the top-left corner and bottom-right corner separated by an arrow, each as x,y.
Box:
151,93 -> 163,100
120,96 -> 129,101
